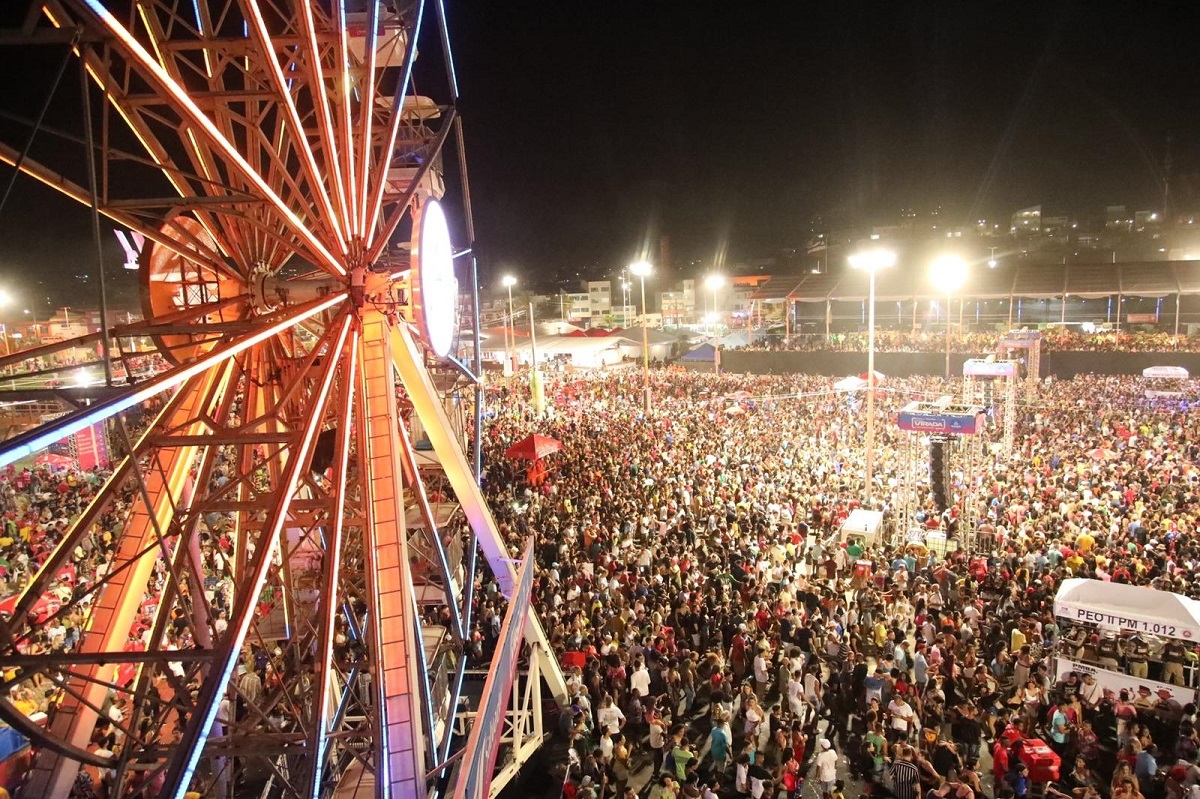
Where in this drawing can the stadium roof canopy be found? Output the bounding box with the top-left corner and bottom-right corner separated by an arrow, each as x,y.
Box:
750,261 -> 1200,303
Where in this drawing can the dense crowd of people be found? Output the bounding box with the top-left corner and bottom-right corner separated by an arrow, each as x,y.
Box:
474,368 -> 1200,799
6,362 -> 1200,799
737,329 -> 1200,354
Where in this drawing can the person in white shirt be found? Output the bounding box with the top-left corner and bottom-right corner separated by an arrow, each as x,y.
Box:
888,695 -> 916,743
753,647 -> 771,698
787,669 -> 807,719
814,738 -> 838,798
629,660 -> 651,698
597,694 -> 625,735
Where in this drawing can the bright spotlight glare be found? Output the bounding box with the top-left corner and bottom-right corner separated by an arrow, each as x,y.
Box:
930,255 -> 968,292
848,249 -> 896,273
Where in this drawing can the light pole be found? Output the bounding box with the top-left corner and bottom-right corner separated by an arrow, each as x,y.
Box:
848,248 -> 896,505
705,273 -> 724,374
502,275 -> 517,374
629,260 -> 653,412
930,255 -> 968,378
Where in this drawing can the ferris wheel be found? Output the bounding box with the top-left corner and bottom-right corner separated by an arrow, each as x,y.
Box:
0,2 -> 563,798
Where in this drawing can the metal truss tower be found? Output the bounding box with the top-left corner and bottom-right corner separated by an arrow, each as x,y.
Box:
0,2 -> 564,797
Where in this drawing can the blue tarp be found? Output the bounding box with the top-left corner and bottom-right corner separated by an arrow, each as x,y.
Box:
0,725 -> 29,762
682,343 -> 716,362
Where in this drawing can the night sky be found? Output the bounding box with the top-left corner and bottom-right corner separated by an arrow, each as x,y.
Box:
453,1 -> 1199,282
0,1 -> 1198,309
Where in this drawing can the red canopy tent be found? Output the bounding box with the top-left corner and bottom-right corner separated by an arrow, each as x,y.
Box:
504,434 -> 563,461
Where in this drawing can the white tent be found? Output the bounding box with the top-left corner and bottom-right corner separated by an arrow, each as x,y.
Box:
1054,578 -> 1200,642
1143,365 -> 1189,379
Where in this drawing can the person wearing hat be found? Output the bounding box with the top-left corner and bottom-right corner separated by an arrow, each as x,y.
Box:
1126,634 -> 1150,679
1154,687 -> 1182,724
815,738 -> 838,799
1096,631 -> 1122,672
1163,639 -> 1189,686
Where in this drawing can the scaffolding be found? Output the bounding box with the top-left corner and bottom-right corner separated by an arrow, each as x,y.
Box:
963,358 -> 1019,455
997,330 -> 1042,400
893,398 -> 988,554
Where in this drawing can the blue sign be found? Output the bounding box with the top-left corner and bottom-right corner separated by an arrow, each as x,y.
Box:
454,537 -> 537,799
897,411 -> 983,435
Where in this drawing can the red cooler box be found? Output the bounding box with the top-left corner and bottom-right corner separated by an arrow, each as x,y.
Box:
1017,738 -> 1061,782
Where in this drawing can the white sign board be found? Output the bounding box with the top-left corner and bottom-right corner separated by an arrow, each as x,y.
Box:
1055,657 -> 1195,705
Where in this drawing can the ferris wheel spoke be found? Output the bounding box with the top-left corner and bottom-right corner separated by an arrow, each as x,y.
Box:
363,0 -> 426,250
333,0 -> 358,234
352,0 -> 381,239
242,0 -> 348,256
306,328 -> 359,797
0,292 -> 345,469
65,0 -> 345,276
0,138 -> 240,279
297,0 -> 353,242
159,310 -> 352,797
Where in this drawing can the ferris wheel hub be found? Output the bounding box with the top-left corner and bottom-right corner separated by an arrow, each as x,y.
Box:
249,266 -> 343,314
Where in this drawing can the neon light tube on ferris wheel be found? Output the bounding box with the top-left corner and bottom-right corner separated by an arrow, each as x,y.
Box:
0,293 -> 346,470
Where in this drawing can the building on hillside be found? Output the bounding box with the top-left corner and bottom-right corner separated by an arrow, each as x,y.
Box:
585,280 -> 612,315
1011,206 -> 1042,234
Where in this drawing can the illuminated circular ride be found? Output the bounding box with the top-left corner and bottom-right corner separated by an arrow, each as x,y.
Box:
0,2 -> 562,797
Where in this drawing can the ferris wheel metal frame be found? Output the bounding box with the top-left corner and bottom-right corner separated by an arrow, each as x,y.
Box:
0,2 -> 564,798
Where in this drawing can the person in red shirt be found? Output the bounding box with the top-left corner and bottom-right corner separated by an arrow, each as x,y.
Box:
754,603 -> 772,633
730,628 -> 748,682
993,738 -> 1011,789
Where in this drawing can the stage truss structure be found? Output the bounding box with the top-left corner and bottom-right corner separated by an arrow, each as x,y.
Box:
0,2 -> 564,798
891,407 -> 984,556
961,359 -> 1018,457
997,330 -> 1042,400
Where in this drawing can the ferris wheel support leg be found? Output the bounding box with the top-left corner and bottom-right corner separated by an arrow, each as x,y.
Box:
23,374 -> 217,799
359,315 -> 428,798
389,325 -> 568,706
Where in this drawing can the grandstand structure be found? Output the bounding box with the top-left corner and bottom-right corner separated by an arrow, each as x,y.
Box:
751,260 -> 1200,333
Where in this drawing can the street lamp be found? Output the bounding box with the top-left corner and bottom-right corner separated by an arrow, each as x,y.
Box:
629,260 -> 653,412
930,255 -> 968,378
705,273 -> 724,374
502,275 -> 517,374
848,247 -> 896,506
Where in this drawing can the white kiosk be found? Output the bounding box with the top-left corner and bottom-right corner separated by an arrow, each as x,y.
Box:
840,509 -> 884,548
